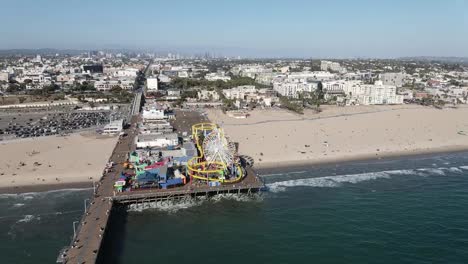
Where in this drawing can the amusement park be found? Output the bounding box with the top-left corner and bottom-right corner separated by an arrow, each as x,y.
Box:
61,99 -> 264,264
112,101 -> 248,193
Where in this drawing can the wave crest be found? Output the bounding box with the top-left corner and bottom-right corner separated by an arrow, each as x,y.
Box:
266,165 -> 468,192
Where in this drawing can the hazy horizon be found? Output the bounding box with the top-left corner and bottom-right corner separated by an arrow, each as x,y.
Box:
2,0 -> 468,58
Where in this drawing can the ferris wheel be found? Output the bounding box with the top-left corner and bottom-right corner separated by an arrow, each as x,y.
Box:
202,128 -> 236,168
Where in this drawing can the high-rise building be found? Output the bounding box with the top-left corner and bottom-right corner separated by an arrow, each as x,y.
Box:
147,78 -> 159,91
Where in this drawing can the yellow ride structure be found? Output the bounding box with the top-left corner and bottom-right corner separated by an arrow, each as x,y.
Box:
187,123 -> 243,183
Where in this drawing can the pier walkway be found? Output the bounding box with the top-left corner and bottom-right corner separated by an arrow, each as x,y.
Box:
63,115 -> 138,263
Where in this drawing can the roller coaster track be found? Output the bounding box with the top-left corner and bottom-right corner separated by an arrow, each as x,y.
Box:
187,123 -> 243,183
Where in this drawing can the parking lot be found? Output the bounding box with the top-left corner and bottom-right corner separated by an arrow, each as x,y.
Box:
170,109 -> 210,137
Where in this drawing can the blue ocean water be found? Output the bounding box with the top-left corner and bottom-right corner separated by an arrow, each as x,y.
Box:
0,189 -> 92,263
2,152 -> 468,263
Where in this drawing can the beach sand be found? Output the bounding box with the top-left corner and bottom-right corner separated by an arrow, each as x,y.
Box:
207,105 -> 468,169
0,132 -> 118,192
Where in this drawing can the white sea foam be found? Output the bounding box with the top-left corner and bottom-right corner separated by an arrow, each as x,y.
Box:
127,193 -> 261,213
128,197 -> 206,213
266,165 -> 468,193
385,169 -> 416,175
267,171 -> 392,192
16,215 -> 39,223
12,203 -> 25,208
262,170 -> 308,177
210,193 -> 263,203
448,167 -> 463,173
417,168 -> 446,176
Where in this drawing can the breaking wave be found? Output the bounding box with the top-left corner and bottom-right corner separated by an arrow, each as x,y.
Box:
16,215 -> 39,223
266,165 -> 468,193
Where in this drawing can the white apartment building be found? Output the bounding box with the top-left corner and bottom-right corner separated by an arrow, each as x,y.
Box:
344,81 -> 403,105
116,68 -> 139,77
147,78 -> 159,91
273,81 -> 319,98
321,61 -> 346,73
198,90 -> 220,101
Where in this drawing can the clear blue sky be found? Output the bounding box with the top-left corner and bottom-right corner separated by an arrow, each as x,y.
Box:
1,0 -> 467,58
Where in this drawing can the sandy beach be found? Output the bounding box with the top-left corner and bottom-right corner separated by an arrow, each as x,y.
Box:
0,132 -> 118,192
207,105 -> 468,169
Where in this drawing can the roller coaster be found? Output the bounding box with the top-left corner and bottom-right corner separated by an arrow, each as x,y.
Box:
187,123 -> 244,183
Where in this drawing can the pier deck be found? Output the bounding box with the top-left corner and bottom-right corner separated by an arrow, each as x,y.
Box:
113,167 -> 264,205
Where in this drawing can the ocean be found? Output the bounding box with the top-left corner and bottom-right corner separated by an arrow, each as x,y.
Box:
1,152 -> 468,264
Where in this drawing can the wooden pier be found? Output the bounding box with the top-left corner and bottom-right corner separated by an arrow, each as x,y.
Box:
58,114 -> 264,264
113,167 -> 264,205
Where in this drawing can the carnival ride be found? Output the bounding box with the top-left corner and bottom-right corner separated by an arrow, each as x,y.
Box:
188,123 -> 244,183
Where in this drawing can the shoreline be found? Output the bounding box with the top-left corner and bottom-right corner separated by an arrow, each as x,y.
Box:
254,145 -> 468,174
2,146 -> 468,194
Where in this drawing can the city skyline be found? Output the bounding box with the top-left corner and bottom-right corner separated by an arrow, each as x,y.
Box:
1,0 -> 468,58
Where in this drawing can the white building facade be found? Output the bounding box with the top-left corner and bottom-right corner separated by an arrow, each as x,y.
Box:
273,81 -> 319,98
147,78 -> 159,91
344,81 -> 403,105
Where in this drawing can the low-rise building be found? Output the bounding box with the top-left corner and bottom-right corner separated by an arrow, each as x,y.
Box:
222,85 -> 257,100
139,120 -> 173,134
102,119 -> 123,135
142,107 -> 166,120
167,89 -> 181,100
136,133 -> 178,149
94,79 -> 134,91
